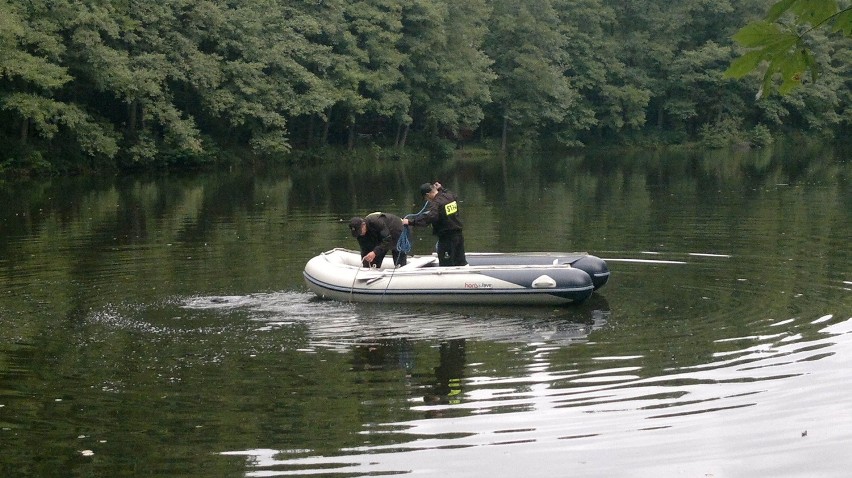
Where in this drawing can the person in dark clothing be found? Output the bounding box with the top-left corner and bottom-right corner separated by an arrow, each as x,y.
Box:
349,212 -> 407,268
402,182 -> 467,266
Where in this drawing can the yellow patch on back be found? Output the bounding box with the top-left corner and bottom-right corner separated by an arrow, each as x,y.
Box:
444,201 -> 458,215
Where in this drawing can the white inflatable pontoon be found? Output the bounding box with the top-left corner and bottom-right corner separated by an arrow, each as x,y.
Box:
303,248 -> 609,305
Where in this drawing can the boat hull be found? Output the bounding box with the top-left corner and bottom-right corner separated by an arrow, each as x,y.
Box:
465,252 -> 610,290
303,249 -> 608,305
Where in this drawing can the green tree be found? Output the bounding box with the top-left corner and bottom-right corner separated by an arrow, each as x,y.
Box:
597,0 -> 675,142
603,0 -> 762,143
339,0 -> 406,150
486,0 -> 578,152
177,0 -> 329,158
398,0 -> 494,149
664,42 -> 747,137
85,0 -> 204,164
0,0 -> 118,172
2,0 -> 850,177
562,0 -> 650,145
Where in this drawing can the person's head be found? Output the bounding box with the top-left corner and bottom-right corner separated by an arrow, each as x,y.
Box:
419,182 -> 436,199
348,217 -> 365,237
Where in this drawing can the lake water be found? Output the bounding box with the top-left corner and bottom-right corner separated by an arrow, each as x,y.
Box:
1,145 -> 850,477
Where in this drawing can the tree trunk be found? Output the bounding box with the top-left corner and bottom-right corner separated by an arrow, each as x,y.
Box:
400,122 -> 409,150
501,115 -> 509,153
322,117 -> 330,146
307,114 -> 315,147
20,118 -> 29,143
347,115 -> 355,151
128,100 -> 137,134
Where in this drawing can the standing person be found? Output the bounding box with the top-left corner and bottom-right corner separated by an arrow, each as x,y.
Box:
402,181 -> 467,266
348,212 -> 407,268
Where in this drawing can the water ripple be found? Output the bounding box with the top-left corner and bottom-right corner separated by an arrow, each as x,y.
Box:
221,314 -> 852,477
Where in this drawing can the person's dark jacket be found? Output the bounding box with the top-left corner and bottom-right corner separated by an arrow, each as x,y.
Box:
357,212 -> 404,257
410,189 -> 463,237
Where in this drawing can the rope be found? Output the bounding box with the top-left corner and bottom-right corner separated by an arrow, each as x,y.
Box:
381,254 -> 399,301
349,260 -> 359,302
397,201 -> 429,254
380,202 -> 430,302
397,227 -> 412,254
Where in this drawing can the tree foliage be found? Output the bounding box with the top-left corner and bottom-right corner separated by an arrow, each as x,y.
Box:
725,0 -> 852,98
0,0 -> 849,176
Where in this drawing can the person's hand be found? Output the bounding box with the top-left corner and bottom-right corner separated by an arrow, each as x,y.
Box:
402,218 -> 409,226
364,251 -> 377,264
433,181 -> 442,190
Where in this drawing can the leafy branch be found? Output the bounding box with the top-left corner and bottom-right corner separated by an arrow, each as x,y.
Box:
724,0 -> 852,98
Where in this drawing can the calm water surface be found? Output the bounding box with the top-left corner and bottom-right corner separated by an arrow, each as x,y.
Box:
1,147 -> 850,477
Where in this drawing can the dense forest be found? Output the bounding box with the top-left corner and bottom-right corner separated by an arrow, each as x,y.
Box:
1,0 -> 850,176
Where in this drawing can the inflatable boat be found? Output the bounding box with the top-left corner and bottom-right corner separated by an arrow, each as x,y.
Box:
303,248 -> 609,305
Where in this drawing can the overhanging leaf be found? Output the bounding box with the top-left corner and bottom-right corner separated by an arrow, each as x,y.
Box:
789,0 -> 837,26
833,8 -> 852,35
760,35 -> 800,59
767,0 -> 798,22
777,49 -> 808,94
732,21 -> 785,47
724,50 -> 766,78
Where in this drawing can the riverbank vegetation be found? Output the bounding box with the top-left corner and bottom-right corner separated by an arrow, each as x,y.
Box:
1,0 -> 850,177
